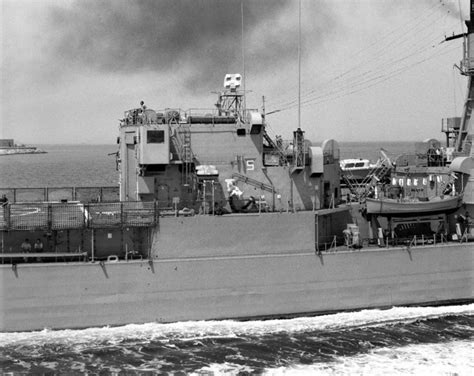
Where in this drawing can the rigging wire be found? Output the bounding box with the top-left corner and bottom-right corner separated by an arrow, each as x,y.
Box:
269,42 -> 444,114
265,1 -> 465,117
452,67 -> 458,117
299,44 -> 460,109
267,29 -> 460,114
267,1 -> 445,108
268,12 -> 454,112
265,1 -> 448,109
269,36 -> 444,114
268,43 -> 459,115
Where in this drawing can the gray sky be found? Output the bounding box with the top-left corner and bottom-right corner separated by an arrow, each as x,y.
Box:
0,0 -> 469,144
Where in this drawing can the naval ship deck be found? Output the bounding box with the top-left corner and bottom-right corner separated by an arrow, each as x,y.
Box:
1,187 -> 472,264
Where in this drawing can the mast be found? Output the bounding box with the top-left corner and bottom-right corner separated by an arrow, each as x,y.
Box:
454,0 -> 474,154
298,0 -> 301,130
241,0 -> 246,115
292,0 -> 305,172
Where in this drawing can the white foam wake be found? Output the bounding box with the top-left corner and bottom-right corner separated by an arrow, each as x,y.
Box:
1,303 -> 473,347
260,340 -> 474,376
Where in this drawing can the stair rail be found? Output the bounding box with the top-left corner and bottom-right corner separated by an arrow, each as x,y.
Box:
231,173 -> 275,193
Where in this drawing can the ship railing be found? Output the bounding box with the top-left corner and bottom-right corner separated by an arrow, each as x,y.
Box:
185,107 -> 259,121
384,233 -> 450,248
0,186 -> 119,204
155,197 -> 274,217
87,202 -> 158,228
120,106 -> 262,126
121,108 -> 175,126
404,234 -> 431,248
0,201 -> 159,231
315,233 -> 453,254
316,235 -> 346,253
185,108 -> 220,121
1,252 -> 88,265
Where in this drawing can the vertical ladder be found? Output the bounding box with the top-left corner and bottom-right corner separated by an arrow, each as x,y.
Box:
169,124 -> 194,185
291,128 -> 305,173
170,127 -> 183,161
182,126 -> 193,186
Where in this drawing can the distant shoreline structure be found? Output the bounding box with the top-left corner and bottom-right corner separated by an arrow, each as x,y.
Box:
0,139 -> 47,156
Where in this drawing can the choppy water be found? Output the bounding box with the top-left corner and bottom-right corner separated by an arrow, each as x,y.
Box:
0,142 -> 472,375
0,305 -> 472,375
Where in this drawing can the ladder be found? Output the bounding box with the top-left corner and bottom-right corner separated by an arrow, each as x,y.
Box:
170,128 -> 184,161
345,150 -> 393,201
358,163 -> 391,201
292,128 -> 305,173
182,126 -> 193,185
170,125 -> 194,185
263,130 -> 289,165
183,127 -> 192,163
231,173 -> 275,193
341,172 -> 362,198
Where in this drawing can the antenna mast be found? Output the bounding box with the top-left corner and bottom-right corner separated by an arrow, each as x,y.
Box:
292,0 -> 305,172
241,0 -> 246,114
455,0 -> 474,154
298,0 -> 301,129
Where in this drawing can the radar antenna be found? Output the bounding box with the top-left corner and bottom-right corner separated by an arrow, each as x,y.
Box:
216,74 -> 245,122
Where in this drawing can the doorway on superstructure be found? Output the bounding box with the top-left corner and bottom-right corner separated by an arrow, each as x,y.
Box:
156,184 -> 170,209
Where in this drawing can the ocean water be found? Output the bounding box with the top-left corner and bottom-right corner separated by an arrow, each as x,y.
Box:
0,305 -> 472,375
0,143 -> 473,375
0,141 -> 412,188
0,144 -> 118,188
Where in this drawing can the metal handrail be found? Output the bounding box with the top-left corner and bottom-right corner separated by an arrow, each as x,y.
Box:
0,201 -> 159,231
0,186 -> 119,204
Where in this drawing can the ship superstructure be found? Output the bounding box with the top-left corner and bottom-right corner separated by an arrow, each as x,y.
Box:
117,73 -> 341,214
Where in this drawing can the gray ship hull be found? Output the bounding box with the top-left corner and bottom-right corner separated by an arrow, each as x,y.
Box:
1,240 -> 472,332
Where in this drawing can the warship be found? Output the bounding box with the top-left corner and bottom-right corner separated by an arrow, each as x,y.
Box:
0,8 -> 473,333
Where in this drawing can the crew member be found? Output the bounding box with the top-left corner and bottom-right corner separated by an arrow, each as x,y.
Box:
21,238 -> 32,263
21,238 -> 32,253
34,238 -> 44,262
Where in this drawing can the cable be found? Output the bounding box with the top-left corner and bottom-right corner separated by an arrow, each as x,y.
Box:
268,13 -> 454,112
266,43 -> 459,115
267,1 -> 445,108
265,2 -> 461,112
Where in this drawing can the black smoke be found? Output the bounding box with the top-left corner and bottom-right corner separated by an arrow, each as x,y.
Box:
46,0 -> 334,91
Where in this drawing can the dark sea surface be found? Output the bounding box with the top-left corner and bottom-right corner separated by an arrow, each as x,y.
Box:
0,142 -> 472,375
0,306 -> 472,375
